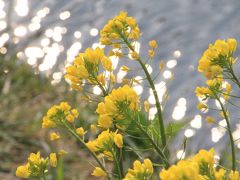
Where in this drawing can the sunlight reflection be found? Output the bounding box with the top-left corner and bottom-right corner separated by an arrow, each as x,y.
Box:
74,31 -> 82,39
163,70 -> 172,79
166,59 -> 177,69
190,115 -> 202,129
14,26 -> 27,37
93,85 -> 101,95
15,0 -> 29,17
184,128 -> 195,138
177,149 -> 185,159
211,127 -> 226,143
232,125 -> 240,148
148,81 -> 167,104
41,38 -> 50,47
27,58 -> 37,66
173,50 -> 181,58
117,69 -> 127,83
67,42 -> 82,63
0,47 -> 7,54
0,10 -> 5,19
0,20 -> 6,31
59,11 -> 71,20
215,97 -> 225,109
0,33 -> 9,47
145,64 -> 153,74
133,85 -> 143,95
37,7 -> 50,18
90,28 -> 99,36
109,54 -> 119,70
149,107 -> 157,120
172,97 -> 187,121
39,44 -> 60,71
25,47 -> 44,58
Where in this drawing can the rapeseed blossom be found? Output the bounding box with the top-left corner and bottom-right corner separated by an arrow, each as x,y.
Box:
86,129 -> 123,160
124,159 -> 153,180
42,102 -> 79,129
91,167 -> 107,177
198,39 -> 237,79
16,152 -> 57,179
100,11 -> 140,46
96,85 -> 139,128
65,47 -> 112,91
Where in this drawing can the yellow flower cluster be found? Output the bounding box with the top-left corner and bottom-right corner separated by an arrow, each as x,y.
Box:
196,39 -> 237,100
16,152 -> 57,179
65,47 -> 113,90
100,11 -> 140,45
86,129 -> 123,160
160,149 -> 214,180
198,38 -> 237,79
96,85 -> 139,128
91,167 -> 107,177
42,102 -> 79,128
160,148 -> 240,180
123,159 -> 153,180
148,40 -> 158,58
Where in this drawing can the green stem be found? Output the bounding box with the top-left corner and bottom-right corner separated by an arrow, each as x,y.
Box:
125,112 -> 169,167
112,150 -> 123,179
62,122 -> 111,180
215,95 -> 236,171
119,33 -> 168,155
226,60 -> 240,88
94,76 -> 108,96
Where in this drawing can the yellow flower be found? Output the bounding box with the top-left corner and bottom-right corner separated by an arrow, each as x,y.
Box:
226,83 -> 232,93
120,65 -> 129,72
58,149 -> 68,156
131,51 -> 139,60
159,61 -> 164,71
101,56 -> 113,71
227,38 -> 237,52
90,124 -> 97,133
97,73 -> 106,85
91,167 -> 107,177
205,116 -> 215,124
86,141 -> 98,152
49,153 -> 57,167
143,159 -> 153,174
42,117 -> 56,128
98,115 -> 113,129
148,40 -> 158,49
215,168 -> 226,180
198,38 -> 237,80
124,159 -> 154,179
144,101 -> 150,112
60,102 -> 71,112
76,127 -> 87,136
114,134 -> 123,148
103,151 -> 113,161
71,109 -> 79,118
229,170 -> 240,180
66,114 -> 75,123
28,152 -> 41,164
197,103 -> 207,110
96,85 -> 139,128
100,11 -> 140,45
192,148 -> 215,165
50,132 -> 60,141
148,49 -> 155,58
110,74 -> 116,83
65,47 -> 109,90
16,164 -> 29,179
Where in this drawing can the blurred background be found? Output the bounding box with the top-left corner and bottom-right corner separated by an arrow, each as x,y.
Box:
1,0 -> 240,179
